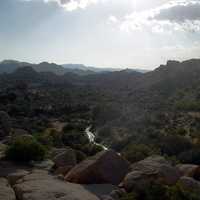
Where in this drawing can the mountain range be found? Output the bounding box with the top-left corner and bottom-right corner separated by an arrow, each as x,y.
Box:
0,60 -> 149,76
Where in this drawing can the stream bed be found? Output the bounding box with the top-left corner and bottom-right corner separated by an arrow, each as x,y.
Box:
85,126 -> 108,150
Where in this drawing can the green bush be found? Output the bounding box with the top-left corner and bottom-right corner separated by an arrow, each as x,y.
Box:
120,183 -> 200,200
178,148 -> 200,165
62,130 -> 89,148
160,135 -> 192,156
175,100 -> 200,111
81,143 -> 103,156
75,150 -> 87,163
166,184 -> 200,200
122,144 -> 159,163
35,129 -> 63,148
6,135 -> 46,162
120,193 -> 137,200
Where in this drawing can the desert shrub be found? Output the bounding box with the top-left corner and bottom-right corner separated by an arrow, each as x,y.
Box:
120,183 -> 200,200
75,150 -> 87,163
62,130 -> 89,148
178,148 -> 200,165
81,143 -> 103,156
63,122 -> 86,133
166,184 -> 200,200
97,126 -> 112,138
175,100 -> 200,111
122,144 -> 159,163
120,192 -> 137,200
6,135 -> 46,162
160,135 -> 192,156
36,129 -> 63,148
120,182 -> 167,200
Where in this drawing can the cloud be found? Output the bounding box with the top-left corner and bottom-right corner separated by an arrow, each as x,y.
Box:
110,0 -> 200,33
23,0 -> 98,11
154,1 -> 200,21
47,0 -> 99,11
108,15 -> 119,23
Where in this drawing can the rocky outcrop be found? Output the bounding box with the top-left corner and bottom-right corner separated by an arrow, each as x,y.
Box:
65,150 -> 130,185
122,155 -> 181,192
13,169 -> 100,200
176,164 -> 200,180
0,177 -> 16,200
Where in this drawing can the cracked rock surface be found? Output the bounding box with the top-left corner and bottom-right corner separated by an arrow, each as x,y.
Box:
13,170 -> 100,200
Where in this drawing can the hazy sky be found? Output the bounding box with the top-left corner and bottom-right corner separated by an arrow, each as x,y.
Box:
0,0 -> 200,69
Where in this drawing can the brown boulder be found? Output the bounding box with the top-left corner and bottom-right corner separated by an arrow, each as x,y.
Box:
122,155 -> 181,192
65,150 -> 130,185
176,164 -> 200,179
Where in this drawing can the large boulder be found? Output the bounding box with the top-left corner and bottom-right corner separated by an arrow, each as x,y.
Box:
176,164 -> 200,180
65,150 -> 130,185
53,148 -> 77,175
13,170 -> 100,200
0,178 -> 16,200
53,148 -> 77,168
122,155 -> 181,192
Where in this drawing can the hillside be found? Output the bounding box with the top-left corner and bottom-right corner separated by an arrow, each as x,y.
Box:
1,58 -> 200,200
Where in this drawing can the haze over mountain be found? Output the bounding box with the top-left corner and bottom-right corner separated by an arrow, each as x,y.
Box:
0,60 -> 150,76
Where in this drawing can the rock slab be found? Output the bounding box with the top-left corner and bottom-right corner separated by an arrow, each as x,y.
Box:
14,170 -> 100,200
0,178 -> 16,200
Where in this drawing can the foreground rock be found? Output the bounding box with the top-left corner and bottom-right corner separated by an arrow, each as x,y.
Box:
122,155 -> 181,192
65,150 -> 130,185
0,178 -> 16,200
14,170 -> 100,200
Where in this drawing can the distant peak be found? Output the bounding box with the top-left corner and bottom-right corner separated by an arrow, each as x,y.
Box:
1,59 -> 20,64
166,60 -> 180,66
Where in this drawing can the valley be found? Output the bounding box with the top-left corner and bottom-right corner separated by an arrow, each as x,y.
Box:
1,59 -> 200,200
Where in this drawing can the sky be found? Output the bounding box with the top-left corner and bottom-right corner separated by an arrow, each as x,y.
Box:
0,0 -> 200,69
